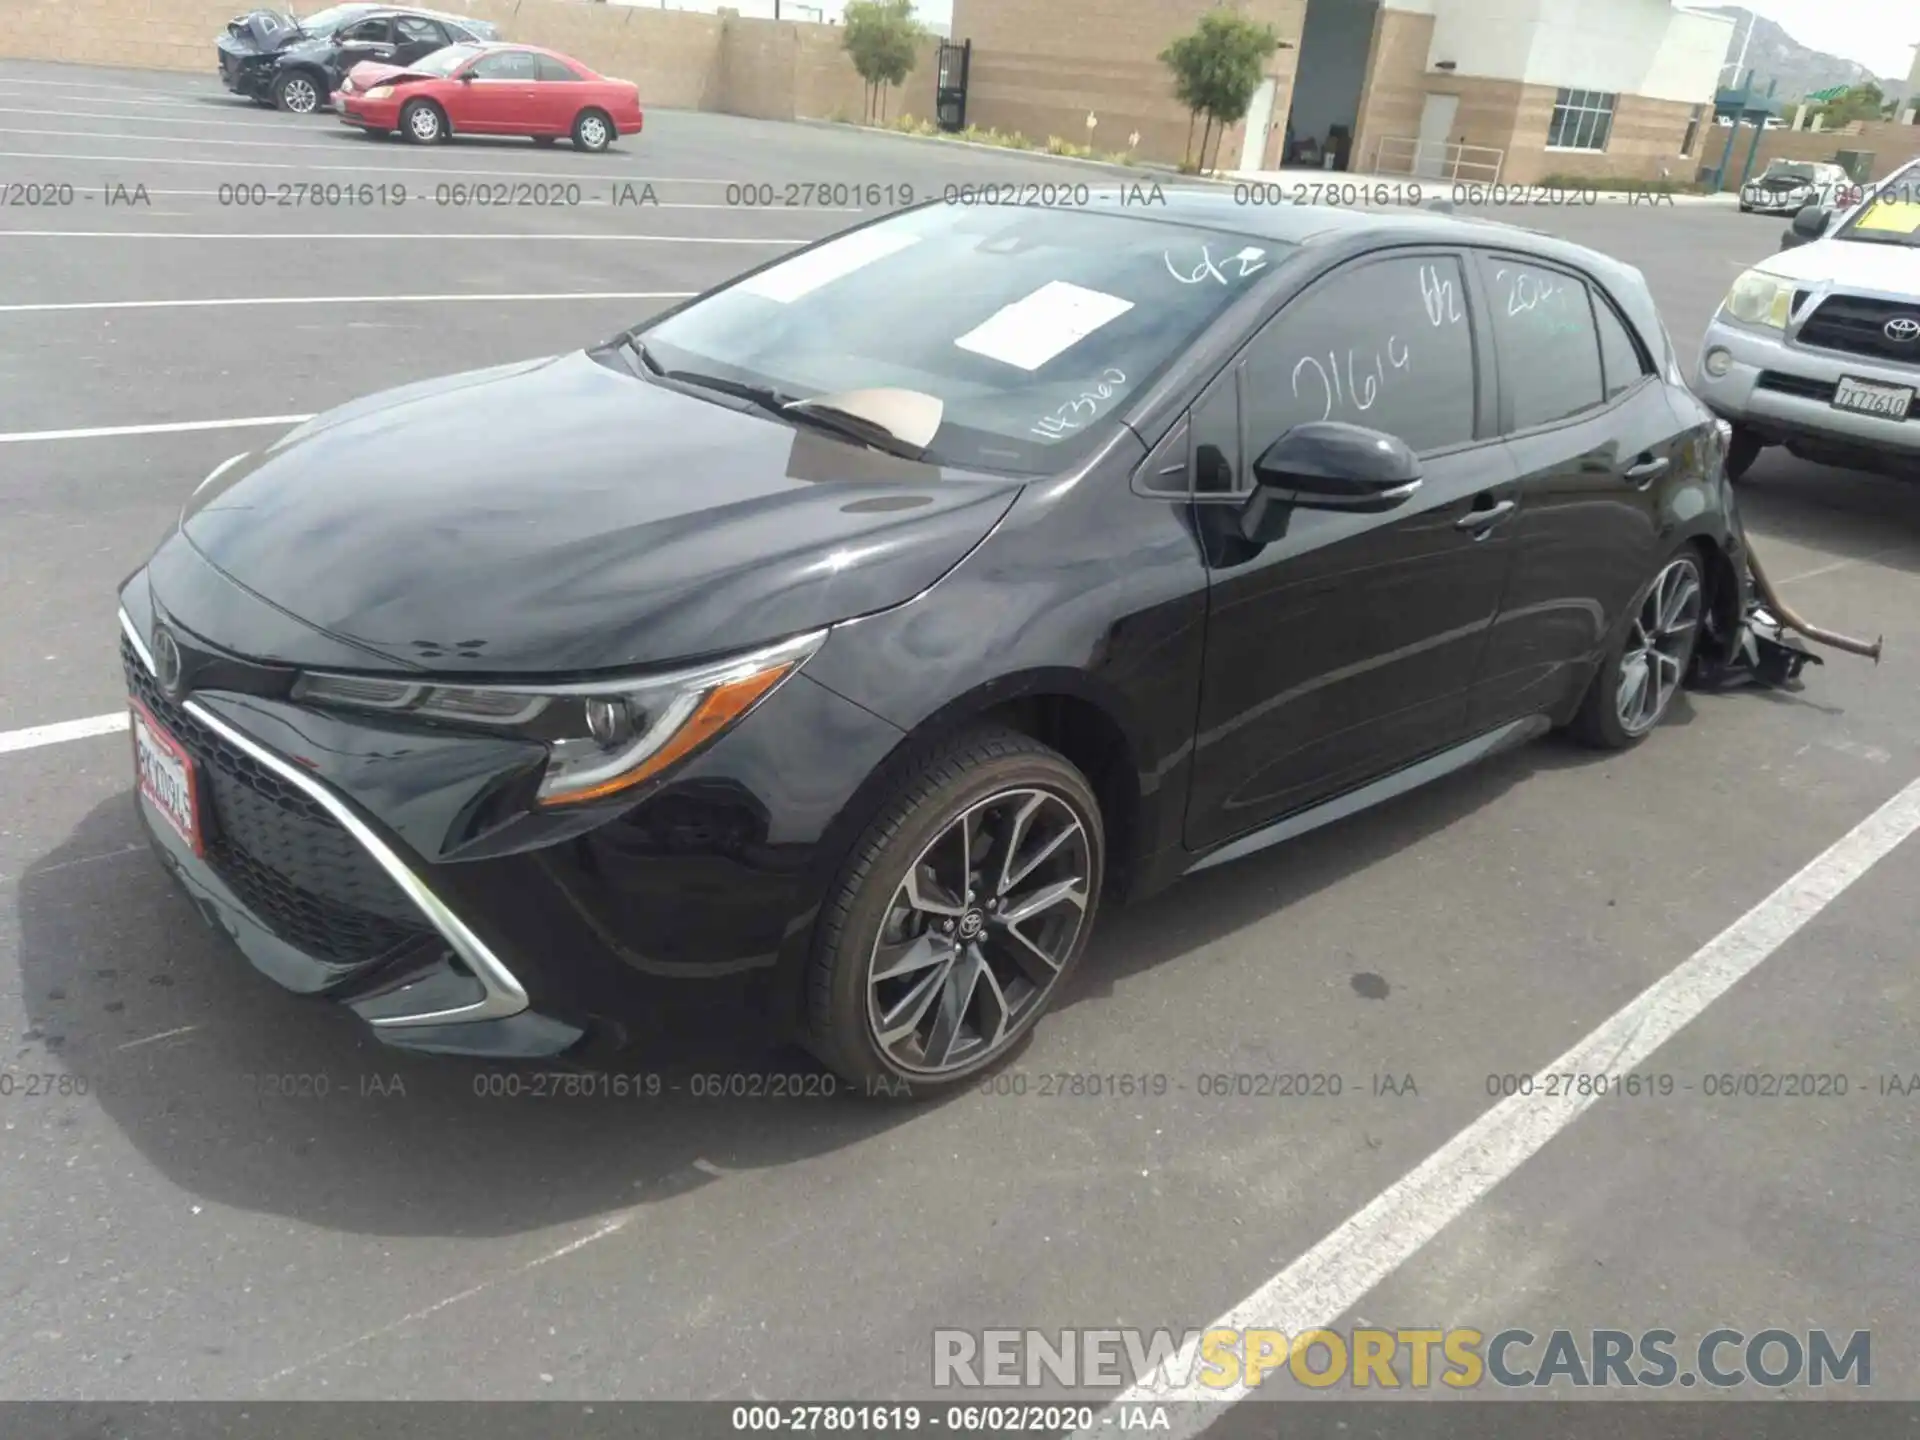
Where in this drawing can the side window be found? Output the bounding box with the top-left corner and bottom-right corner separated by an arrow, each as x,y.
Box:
1241,255 -> 1477,457
1594,296 -> 1650,401
1479,257 -> 1605,430
394,16 -> 447,45
536,54 -> 582,82
471,50 -> 538,80
337,17 -> 390,42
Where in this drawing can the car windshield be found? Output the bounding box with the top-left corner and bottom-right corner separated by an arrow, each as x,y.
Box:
407,43 -> 483,74
637,204 -> 1292,474
1836,168 -> 1920,247
295,4 -> 374,32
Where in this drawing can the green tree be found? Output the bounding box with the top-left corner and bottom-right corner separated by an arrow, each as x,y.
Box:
1812,81 -> 1885,128
1159,10 -> 1282,172
843,0 -> 923,125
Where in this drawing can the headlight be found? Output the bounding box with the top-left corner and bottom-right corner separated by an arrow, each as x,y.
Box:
1723,268 -> 1793,329
291,629 -> 826,807
364,84 -> 394,99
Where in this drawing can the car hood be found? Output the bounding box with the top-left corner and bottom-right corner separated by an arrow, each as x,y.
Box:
165,351 -> 1023,676
221,9 -> 306,51
1759,236 -> 1920,290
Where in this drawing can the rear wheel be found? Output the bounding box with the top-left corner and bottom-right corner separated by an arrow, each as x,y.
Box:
572,109 -> 613,152
804,728 -> 1105,1094
401,99 -> 446,145
1568,548 -> 1705,751
271,70 -> 322,114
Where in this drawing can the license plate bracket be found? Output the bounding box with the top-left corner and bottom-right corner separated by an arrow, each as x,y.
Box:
1832,374 -> 1916,420
130,698 -> 204,856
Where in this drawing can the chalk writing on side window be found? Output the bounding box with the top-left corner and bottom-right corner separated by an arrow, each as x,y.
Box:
1288,263 -> 1463,423
1030,368 -> 1128,440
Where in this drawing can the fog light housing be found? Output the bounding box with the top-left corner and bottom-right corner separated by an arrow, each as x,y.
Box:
1704,347 -> 1733,378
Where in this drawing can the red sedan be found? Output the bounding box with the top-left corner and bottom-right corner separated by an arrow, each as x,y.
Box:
338,42 -> 642,151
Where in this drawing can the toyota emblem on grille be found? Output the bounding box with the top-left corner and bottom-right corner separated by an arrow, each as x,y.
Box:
152,626 -> 184,695
1885,316 -> 1920,343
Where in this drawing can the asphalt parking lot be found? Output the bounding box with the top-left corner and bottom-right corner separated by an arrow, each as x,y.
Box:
3,57 -> 1919,1421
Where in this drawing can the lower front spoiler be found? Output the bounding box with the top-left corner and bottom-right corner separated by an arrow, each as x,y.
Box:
137,800 -> 584,1058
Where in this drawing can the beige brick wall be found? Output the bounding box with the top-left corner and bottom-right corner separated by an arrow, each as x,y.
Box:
953,0 -> 1306,167
1734,119 -> 1920,182
1502,89 -> 1701,185
1349,7 -> 1432,175
0,0 -> 916,123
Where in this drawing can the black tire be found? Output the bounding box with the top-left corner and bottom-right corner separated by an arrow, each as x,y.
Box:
803,727 -> 1106,1095
271,69 -> 323,115
1725,424 -> 1762,483
571,109 -> 614,152
1568,546 -> 1706,751
400,98 -> 447,145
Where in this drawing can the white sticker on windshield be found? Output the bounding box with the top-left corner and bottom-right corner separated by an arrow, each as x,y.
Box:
953,280 -> 1135,372
736,227 -> 921,304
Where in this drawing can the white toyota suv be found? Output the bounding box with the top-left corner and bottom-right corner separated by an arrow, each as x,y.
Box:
1695,159 -> 1920,481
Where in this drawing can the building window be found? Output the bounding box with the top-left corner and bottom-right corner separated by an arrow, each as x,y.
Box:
1547,89 -> 1617,151
1680,103 -> 1703,154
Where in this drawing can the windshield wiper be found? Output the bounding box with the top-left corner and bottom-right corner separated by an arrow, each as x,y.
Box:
621,335 -> 926,461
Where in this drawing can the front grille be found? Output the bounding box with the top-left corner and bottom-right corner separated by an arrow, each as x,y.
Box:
122,636 -> 431,965
1798,294 -> 1920,365
1756,371 -> 1835,402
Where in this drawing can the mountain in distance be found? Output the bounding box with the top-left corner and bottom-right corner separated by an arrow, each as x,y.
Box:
1696,5 -> 1910,107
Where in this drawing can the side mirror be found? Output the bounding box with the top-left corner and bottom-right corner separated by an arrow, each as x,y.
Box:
1791,204 -> 1830,239
458,70 -> 475,82
1242,421 -> 1423,541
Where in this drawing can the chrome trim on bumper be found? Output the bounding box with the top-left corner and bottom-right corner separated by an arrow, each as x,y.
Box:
119,607 -> 529,1028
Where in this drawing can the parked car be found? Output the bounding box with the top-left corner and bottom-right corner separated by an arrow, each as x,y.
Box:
215,4 -> 497,115
1697,159 -> 1920,480
119,196 -> 1748,1091
338,42 -> 642,149
1738,159 -> 1852,216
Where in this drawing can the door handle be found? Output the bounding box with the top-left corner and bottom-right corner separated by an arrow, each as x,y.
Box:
1456,498 -> 1515,534
1625,455 -> 1670,488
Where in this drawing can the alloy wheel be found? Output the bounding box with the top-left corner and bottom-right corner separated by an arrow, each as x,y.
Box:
865,788 -> 1092,1077
280,76 -> 318,113
1616,557 -> 1701,735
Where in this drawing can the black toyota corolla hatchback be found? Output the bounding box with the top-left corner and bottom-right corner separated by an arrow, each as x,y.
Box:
119,193 -> 1748,1091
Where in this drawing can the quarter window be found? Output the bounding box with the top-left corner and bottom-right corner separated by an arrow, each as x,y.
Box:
1480,257 -> 1605,429
1594,296 -> 1650,400
1548,89 -> 1617,151
1241,256 -> 1477,458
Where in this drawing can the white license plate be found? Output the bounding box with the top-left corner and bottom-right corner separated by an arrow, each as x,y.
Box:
1832,375 -> 1916,420
131,700 -> 203,855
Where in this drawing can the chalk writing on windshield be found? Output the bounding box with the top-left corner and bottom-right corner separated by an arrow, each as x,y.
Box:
1030,368 -> 1128,440
1164,244 -> 1269,286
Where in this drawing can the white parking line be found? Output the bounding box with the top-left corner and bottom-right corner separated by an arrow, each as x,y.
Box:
0,106 -> 299,128
0,76 -> 224,95
1080,770 -> 1920,1434
0,711 -> 128,754
0,231 -> 803,242
0,414 -> 311,444
0,291 -> 693,313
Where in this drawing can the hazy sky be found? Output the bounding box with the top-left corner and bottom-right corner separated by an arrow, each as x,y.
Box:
1734,0 -> 1917,78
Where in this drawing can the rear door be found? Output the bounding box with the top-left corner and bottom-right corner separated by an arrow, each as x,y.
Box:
1184,249 -> 1523,849
1466,251 -> 1676,728
391,14 -> 450,66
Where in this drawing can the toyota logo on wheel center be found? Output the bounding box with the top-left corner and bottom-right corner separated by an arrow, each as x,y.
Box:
1884,316 -> 1920,343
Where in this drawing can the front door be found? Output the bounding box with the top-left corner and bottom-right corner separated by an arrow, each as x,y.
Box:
391,15 -> 451,67
1240,77 -> 1279,173
1415,93 -> 1458,178
1185,252 -> 1520,851
330,16 -> 394,81
450,48 -> 543,133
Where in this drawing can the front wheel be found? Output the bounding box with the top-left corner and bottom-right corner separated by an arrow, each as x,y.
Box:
271,70 -> 322,114
1568,549 -> 1706,751
572,109 -> 614,152
400,99 -> 446,144
804,728 -> 1105,1094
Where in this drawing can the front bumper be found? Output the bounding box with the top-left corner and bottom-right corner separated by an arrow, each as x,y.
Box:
338,95 -> 398,129
116,579 -> 908,1059
1692,315 -> 1920,465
